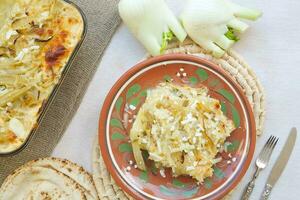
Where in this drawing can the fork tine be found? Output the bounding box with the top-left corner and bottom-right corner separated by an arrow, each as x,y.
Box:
267,136 -> 276,151
259,136 -> 273,159
263,137 -> 273,154
262,136 -> 278,163
260,136 -> 275,162
258,135 -> 272,158
271,137 -> 279,151
267,137 -> 278,155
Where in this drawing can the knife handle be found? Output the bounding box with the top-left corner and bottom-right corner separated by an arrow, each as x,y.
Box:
261,184 -> 273,200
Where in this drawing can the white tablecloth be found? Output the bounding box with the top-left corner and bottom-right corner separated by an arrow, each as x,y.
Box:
53,0 -> 300,199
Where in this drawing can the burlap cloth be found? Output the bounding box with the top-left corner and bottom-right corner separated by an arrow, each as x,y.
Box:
0,0 -> 121,184
92,42 -> 266,200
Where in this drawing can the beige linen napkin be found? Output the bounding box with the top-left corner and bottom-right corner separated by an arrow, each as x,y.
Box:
0,0 -> 121,184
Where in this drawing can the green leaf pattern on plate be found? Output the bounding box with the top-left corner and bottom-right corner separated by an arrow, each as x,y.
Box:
159,185 -> 175,196
163,75 -> 172,82
217,89 -> 240,128
115,97 -> 123,114
159,185 -> 199,198
213,167 -> 225,179
172,179 -> 185,188
220,101 -> 227,115
139,90 -> 148,97
196,69 -> 208,81
129,97 -> 140,107
189,76 -> 198,85
227,140 -> 240,152
126,84 -> 141,99
182,187 -> 199,198
110,118 -> 123,129
204,178 -> 213,189
231,104 -> 241,128
139,171 -> 149,183
118,143 -> 133,153
217,89 -> 235,104
111,132 -> 126,140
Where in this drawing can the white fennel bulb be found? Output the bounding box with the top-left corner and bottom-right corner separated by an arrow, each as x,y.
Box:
180,0 -> 262,57
119,0 -> 187,56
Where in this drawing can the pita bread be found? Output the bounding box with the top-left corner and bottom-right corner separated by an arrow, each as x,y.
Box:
0,157 -> 98,200
0,166 -> 86,200
30,157 -> 98,200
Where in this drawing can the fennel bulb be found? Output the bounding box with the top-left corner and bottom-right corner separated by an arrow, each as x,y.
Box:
180,0 -> 262,57
118,0 -> 187,56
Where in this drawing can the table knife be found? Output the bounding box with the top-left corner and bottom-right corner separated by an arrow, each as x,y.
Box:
260,127 -> 297,200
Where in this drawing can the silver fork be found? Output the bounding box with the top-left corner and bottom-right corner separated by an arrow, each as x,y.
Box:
241,135 -> 279,200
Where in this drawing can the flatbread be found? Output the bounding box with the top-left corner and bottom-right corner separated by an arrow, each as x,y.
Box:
30,157 -> 99,200
0,157 -> 98,200
0,166 -> 86,200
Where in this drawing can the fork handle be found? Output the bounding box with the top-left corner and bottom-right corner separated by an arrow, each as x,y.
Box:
241,168 -> 260,200
241,179 -> 256,200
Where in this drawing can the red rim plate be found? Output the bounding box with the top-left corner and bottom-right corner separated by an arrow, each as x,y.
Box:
99,54 -> 256,200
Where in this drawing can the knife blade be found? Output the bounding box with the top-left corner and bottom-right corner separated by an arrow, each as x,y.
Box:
260,128 -> 297,200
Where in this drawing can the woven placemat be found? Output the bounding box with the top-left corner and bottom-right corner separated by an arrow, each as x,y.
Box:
92,42 -> 265,200
92,139 -> 133,200
0,0 -> 121,184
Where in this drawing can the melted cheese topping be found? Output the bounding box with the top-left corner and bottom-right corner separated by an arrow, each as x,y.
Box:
130,83 -> 235,182
0,0 -> 83,153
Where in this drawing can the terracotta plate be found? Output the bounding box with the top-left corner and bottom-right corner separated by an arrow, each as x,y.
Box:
99,54 -> 256,200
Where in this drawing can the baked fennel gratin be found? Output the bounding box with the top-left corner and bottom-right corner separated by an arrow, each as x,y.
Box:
0,0 -> 83,153
130,83 -> 235,182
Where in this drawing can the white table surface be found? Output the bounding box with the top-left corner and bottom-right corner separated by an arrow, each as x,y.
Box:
53,0 -> 300,199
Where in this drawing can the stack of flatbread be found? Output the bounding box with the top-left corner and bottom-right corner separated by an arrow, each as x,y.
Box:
0,157 -> 99,200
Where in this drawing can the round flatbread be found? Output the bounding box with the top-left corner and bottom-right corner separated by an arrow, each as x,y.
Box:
30,157 -> 98,200
0,166 -> 86,200
0,157 -> 98,200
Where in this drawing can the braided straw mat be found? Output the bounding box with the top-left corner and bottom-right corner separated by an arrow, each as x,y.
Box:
92,42 -> 266,200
